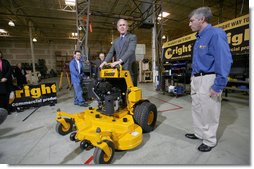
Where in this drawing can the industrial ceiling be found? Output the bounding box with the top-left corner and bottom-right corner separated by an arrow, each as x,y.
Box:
0,0 -> 249,46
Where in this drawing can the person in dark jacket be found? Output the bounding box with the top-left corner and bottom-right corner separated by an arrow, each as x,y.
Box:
14,63 -> 27,89
0,51 -> 13,113
91,52 -> 105,80
99,19 -> 138,86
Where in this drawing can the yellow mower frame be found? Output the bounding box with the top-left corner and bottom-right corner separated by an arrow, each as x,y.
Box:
56,64 -> 157,164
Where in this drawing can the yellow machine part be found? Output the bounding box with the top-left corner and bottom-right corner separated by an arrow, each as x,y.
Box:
100,65 -> 142,113
56,108 -> 143,151
128,87 -> 142,103
100,66 -> 134,89
56,65 -> 146,159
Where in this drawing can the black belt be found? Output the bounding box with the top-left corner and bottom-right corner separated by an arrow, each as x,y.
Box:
193,72 -> 215,77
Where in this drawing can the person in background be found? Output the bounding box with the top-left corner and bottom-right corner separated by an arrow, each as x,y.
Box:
99,19 -> 138,86
92,52 -> 105,80
98,52 -> 105,64
14,63 -> 27,89
69,50 -> 89,107
185,7 -> 233,152
0,51 -> 13,114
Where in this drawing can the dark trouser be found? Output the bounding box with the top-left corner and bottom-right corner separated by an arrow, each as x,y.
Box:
131,74 -> 138,86
131,61 -> 138,86
0,93 -> 9,111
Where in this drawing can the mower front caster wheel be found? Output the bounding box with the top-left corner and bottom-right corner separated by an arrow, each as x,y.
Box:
80,140 -> 93,150
93,140 -> 115,164
70,132 -> 77,141
55,118 -> 74,135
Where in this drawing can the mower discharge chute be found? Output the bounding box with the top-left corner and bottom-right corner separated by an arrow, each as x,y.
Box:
55,64 -> 157,164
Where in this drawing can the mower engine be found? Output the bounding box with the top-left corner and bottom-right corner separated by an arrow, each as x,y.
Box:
93,80 -> 125,115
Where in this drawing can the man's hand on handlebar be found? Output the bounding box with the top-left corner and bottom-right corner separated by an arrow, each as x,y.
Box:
110,60 -> 121,68
99,60 -> 123,69
99,61 -> 107,69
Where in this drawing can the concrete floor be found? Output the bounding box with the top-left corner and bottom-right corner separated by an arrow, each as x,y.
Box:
0,78 -> 250,165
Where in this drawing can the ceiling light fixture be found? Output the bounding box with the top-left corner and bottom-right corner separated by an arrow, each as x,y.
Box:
71,32 -> 78,37
162,35 -> 166,39
65,0 -> 76,6
0,29 -> 7,33
33,38 -> 37,42
8,20 -> 15,27
158,12 -> 170,20
159,12 -> 170,18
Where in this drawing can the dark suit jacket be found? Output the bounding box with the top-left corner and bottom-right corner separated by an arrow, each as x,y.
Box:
90,59 -> 104,79
14,67 -> 27,87
0,59 -> 12,94
105,33 -> 137,75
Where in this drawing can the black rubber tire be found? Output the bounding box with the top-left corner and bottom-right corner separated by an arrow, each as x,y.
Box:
70,132 -> 77,141
55,118 -> 73,135
136,102 -> 157,133
93,140 -> 115,164
133,103 -> 142,124
80,140 -> 91,150
0,108 -> 8,125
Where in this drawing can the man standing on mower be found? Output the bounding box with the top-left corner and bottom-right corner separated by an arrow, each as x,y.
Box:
69,50 -> 89,107
99,19 -> 138,86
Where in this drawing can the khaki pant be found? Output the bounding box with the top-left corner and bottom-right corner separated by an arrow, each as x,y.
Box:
191,74 -> 221,147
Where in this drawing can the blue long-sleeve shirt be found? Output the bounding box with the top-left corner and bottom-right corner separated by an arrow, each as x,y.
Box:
192,24 -> 233,93
69,58 -> 83,84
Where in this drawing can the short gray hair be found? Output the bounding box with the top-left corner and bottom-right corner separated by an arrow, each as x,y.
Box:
117,19 -> 128,26
189,7 -> 213,22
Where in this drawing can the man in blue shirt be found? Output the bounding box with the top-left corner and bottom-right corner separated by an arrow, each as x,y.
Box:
69,50 -> 89,107
185,7 -> 232,152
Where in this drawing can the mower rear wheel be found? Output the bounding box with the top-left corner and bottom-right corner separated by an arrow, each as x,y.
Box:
135,102 -> 157,133
93,140 -> 115,164
56,118 -> 73,135
134,101 -> 149,124
133,103 -> 142,124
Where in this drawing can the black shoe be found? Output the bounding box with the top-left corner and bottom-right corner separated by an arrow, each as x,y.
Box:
79,103 -> 89,107
185,133 -> 199,139
198,143 -> 214,152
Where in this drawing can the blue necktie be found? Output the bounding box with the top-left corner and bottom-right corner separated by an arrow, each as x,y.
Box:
119,36 -> 124,47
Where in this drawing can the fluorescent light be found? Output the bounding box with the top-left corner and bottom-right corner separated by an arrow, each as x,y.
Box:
65,0 -> 76,6
33,38 -> 37,42
159,12 -> 170,18
71,32 -> 78,36
158,12 -> 170,20
8,20 -> 15,27
0,29 -> 7,33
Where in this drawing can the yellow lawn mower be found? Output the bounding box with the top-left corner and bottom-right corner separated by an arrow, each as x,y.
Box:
55,64 -> 157,164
